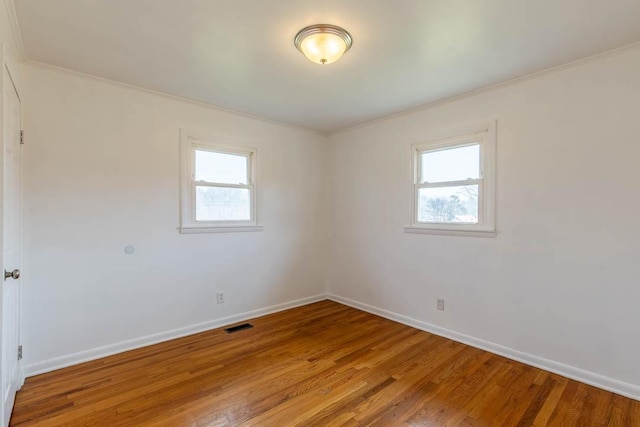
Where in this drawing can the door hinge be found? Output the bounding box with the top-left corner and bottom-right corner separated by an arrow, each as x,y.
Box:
17,345 -> 22,361
20,130 -> 24,145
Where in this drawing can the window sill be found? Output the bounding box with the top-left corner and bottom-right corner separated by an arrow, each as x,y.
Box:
404,226 -> 496,238
179,225 -> 264,234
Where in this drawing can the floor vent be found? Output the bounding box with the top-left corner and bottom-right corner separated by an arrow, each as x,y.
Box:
225,323 -> 254,334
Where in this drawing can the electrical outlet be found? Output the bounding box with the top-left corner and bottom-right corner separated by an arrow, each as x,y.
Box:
437,299 -> 445,311
216,292 -> 224,304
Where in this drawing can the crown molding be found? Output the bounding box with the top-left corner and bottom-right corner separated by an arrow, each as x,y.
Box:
24,59 -> 327,138
18,31 -> 640,138
4,0 -> 25,60
330,41 -> 640,137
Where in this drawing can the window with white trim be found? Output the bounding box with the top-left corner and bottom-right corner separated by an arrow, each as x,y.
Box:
180,131 -> 260,233
406,122 -> 496,236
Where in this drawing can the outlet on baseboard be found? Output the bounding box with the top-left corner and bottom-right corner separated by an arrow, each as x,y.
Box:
437,299 -> 445,311
216,292 -> 224,304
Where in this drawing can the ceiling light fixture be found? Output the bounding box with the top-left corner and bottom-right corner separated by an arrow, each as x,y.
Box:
294,24 -> 352,65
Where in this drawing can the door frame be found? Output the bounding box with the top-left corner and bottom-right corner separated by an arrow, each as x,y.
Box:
0,42 -> 24,427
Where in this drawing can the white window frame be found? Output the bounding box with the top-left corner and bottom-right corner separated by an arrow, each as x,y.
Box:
179,130 -> 262,234
405,121 -> 496,237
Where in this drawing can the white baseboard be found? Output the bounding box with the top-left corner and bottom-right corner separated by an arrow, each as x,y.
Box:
24,294 -> 327,378
328,293 -> 640,401
24,293 -> 640,402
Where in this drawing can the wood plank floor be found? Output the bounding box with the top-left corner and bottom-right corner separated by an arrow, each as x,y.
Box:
11,300 -> 640,426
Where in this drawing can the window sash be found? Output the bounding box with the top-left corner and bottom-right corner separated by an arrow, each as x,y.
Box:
180,131 -> 258,231
192,181 -> 252,190
189,147 -> 254,224
192,185 -> 253,223
416,140 -> 483,185
415,142 -> 484,225
417,178 -> 481,189
410,127 -> 493,231
192,145 -> 252,185
414,179 -> 484,225
415,143 -> 484,184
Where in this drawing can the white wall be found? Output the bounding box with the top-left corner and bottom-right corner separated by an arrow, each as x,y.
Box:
21,64 -> 328,373
327,46 -> 640,396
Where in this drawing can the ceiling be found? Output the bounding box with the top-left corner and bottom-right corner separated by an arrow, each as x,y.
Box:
14,0 -> 640,133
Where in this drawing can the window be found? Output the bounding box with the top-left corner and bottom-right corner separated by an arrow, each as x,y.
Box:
406,121 -> 496,237
179,131 -> 261,233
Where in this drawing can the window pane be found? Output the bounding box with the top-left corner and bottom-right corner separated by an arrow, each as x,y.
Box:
418,185 -> 478,223
195,149 -> 248,184
421,144 -> 479,183
195,186 -> 250,221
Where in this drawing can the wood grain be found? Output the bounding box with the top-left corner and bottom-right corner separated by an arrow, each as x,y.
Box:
10,300 -> 640,426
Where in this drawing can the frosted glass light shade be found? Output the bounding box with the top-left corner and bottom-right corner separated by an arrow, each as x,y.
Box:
294,24 -> 352,65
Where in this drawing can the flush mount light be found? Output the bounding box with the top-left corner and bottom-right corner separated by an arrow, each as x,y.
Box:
294,24 -> 353,65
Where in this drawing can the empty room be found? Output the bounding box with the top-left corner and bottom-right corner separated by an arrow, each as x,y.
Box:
0,0 -> 639,425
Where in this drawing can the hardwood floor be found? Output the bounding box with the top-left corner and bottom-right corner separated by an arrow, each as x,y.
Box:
11,300 -> 640,426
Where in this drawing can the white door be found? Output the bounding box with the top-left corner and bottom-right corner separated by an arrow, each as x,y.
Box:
1,62 -> 21,427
